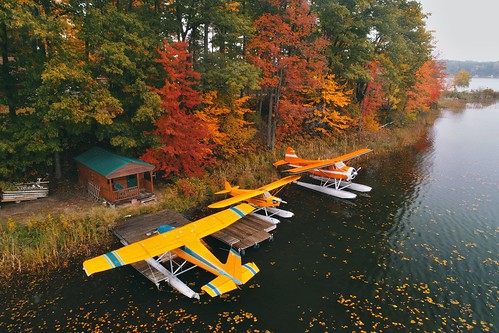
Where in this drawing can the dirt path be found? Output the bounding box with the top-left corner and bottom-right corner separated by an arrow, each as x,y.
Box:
0,180 -> 98,224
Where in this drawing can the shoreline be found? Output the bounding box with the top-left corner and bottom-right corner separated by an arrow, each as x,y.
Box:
0,105 -> 451,284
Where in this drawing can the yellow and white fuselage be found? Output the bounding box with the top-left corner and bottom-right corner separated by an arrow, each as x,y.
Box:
83,204 -> 259,297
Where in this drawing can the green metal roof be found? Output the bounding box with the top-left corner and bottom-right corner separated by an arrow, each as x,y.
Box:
75,147 -> 154,177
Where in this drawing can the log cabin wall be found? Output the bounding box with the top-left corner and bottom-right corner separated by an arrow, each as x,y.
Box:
75,147 -> 155,204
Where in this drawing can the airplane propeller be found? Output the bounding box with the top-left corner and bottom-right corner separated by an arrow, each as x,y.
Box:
272,197 -> 287,205
351,167 -> 360,179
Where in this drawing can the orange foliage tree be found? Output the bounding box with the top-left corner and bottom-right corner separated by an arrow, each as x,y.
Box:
405,60 -> 446,119
247,0 -> 327,147
141,40 -> 215,178
198,91 -> 256,159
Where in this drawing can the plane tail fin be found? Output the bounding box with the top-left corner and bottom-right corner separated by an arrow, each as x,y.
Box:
285,147 -> 299,160
214,180 -> 239,194
201,249 -> 259,297
273,147 -> 299,167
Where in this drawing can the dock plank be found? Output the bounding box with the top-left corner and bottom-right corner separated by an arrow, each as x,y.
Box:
113,209 -> 190,244
211,214 -> 275,251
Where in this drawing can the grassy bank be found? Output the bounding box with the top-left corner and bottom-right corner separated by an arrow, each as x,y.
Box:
0,109 -> 440,284
440,89 -> 499,109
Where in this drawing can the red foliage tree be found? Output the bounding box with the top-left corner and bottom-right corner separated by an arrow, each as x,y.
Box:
405,60 -> 446,116
247,0 -> 327,147
359,61 -> 386,132
141,40 -> 215,178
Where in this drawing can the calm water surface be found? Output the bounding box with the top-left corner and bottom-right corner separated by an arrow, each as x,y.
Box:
454,77 -> 499,92
1,103 -> 498,332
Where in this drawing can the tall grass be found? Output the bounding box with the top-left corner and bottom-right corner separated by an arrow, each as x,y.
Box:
0,201 -> 169,283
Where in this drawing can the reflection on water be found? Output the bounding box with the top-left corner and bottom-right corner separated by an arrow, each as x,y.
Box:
1,103 -> 498,332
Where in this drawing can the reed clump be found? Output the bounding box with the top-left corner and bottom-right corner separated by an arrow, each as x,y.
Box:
0,207 -> 118,280
0,197 -> 171,284
440,89 -> 499,110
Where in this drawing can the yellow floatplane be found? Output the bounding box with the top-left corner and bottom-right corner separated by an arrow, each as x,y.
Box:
208,175 -> 300,224
274,147 -> 372,199
83,203 -> 259,299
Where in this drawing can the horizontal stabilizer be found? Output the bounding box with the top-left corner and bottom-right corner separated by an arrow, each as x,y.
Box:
201,249 -> 259,297
202,275 -> 239,297
201,262 -> 259,297
241,262 -> 260,283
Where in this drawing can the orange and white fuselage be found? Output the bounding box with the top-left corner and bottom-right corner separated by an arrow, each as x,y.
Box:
282,149 -> 358,181
274,147 -> 373,199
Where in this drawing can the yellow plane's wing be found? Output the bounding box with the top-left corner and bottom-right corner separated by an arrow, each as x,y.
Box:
258,175 -> 301,191
83,203 -> 255,276
286,148 -> 373,174
208,175 -> 300,209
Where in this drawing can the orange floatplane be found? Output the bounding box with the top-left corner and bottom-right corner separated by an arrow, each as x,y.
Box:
274,147 -> 373,199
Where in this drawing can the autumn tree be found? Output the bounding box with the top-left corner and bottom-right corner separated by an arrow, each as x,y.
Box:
0,0 -> 163,178
0,0 -> 124,178
405,60 -> 446,120
305,74 -> 354,137
247,0 -> 327,148
81,3 -> 164,152
369,0 -> 433,123
453,69 -> 471,89
358,61 -> 386,132
199,91 -> 256,159
141,40 -> 215,178
312,0 -> 375,101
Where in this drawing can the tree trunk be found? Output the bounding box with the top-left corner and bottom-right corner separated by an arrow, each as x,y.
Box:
1,22 -> 15,118
267,91 -> 274,149
54,151 -> 62,179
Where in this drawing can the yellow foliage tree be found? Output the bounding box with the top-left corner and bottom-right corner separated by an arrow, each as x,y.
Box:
305,74 -> 354,137
199,91 -> 256,159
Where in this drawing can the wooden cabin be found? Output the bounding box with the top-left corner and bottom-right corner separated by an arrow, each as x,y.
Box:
75,147 -> 155,204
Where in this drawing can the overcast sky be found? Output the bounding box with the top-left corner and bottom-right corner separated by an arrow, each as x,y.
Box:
418,0 -> 499,62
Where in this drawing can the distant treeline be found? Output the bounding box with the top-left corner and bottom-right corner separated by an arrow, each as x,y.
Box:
444,60 -> 499,78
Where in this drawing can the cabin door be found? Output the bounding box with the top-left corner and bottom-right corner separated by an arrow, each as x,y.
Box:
127,175 -> 137,188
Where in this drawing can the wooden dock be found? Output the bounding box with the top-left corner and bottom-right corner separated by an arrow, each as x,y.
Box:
113,209 -> 192,287
212,213 -> 276,252
112,209 -> 276,289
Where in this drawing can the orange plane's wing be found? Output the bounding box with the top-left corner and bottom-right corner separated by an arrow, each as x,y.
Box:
286,148 -> 372,174
258,175 -> 301,191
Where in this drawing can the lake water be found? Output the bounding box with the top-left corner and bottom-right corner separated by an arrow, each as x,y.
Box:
455,77 -> 499,91
1,102 -> 498,332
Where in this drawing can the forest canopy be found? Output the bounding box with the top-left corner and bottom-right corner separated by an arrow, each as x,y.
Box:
0,0 -> 445,180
